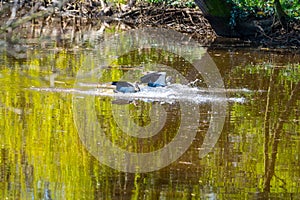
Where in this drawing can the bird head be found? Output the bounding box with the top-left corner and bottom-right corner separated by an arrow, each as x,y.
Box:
134,82 -> 141,92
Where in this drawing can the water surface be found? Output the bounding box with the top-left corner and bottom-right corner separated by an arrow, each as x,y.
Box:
0,26 -> 299,199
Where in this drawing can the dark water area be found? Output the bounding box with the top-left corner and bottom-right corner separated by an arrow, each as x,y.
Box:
0,26 -> 299,199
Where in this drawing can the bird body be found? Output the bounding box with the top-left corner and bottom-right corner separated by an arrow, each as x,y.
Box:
110,72 -> 171,93
140,72 -> 169,87
112,81 -> 140,93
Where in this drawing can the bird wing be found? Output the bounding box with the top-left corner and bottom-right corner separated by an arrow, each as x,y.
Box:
140,72 -> 166,83
112,81 -> 133,87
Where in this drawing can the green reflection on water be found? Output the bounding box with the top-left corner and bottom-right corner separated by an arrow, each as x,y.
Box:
0,44 -> 299,199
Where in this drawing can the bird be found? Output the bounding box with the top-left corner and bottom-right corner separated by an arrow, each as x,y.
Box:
140,72 -> 171,87
111,81 -> 140,93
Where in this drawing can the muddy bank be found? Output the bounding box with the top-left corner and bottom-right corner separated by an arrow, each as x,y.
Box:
0,1 -> 299,51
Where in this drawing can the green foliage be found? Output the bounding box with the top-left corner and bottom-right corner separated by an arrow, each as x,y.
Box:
231,0 -> 300,18
280,0 -> 300,18
170,0 -> 196,7
141,0 -> 299,17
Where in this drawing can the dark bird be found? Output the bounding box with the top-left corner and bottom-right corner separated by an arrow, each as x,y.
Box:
140,72 -> 171,87
112,81 -> 140,93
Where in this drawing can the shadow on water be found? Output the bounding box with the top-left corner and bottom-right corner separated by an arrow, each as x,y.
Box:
0,23 -> 299,199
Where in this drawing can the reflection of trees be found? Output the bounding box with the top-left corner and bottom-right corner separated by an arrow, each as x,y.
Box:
0,0 -> 67,34
207,50 -> 300,80
219,62 -> 299,195
264,81 -> 300,192
0,148 -> 10,183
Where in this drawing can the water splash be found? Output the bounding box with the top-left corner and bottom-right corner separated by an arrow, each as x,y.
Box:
30,83 -> 247,104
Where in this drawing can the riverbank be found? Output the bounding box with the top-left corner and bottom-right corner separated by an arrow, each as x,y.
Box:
0,1 -> 299,50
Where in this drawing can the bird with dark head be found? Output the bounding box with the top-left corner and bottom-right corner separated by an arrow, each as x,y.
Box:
111,81 -> 140,93
140,72 -> 171,87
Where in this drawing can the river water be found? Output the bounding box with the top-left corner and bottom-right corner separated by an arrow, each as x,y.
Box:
0,25 -> 299,199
